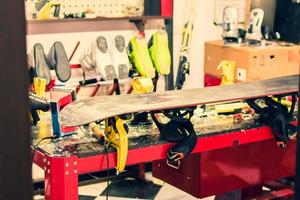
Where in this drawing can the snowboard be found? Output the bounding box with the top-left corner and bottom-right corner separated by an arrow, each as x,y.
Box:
60,75 -> 299,126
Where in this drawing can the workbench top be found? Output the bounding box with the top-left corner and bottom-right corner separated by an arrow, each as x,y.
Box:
32,111 -> 261,158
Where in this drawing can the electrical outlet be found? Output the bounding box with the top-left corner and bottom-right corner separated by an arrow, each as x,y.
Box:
237,68 -> 247,81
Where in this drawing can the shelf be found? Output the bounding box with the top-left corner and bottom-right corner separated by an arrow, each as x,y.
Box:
27,15 -> 172,24
27,15 -> 172,35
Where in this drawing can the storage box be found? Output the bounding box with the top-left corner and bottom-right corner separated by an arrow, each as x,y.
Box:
204,40 -> 299,82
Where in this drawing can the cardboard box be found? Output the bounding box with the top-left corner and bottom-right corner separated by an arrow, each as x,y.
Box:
204,40 -> 300,82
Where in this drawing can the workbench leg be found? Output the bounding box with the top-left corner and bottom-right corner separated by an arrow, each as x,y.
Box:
241,185 -> 262,199
44,157 -> 78,200
135,164 -> 146,181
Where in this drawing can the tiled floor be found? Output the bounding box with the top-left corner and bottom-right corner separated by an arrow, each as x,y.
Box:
33,164 -> 215,200
82,181 -> 214,200
34,182 -> 215,200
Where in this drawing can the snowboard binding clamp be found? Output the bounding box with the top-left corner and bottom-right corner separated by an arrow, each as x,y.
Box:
246,94 -> 298,148
150,107 -> 197,169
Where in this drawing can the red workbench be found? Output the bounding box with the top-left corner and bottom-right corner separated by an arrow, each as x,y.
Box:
33,118 -> 296,200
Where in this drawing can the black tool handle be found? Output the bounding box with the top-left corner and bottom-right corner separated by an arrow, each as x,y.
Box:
79,78 -> 98,86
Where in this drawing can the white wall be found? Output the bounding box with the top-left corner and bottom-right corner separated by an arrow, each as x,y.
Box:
173,0 -> 222,89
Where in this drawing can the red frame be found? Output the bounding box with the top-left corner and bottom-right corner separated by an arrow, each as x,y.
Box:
161,0 -> 173,17
33,123 -> 297,200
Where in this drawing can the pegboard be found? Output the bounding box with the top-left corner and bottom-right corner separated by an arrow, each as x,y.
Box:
25,0 -> 144,19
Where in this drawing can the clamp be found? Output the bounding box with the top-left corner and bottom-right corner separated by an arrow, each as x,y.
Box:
150,107 -> 197,169
129,19 -> 146,33
246,94 -> 298,148
89,114 -> 131,174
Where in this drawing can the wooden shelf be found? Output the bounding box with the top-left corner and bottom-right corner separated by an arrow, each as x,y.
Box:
27,15 -> 172,24
27,15 -> 172,34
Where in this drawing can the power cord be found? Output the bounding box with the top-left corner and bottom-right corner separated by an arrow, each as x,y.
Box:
32,135 -> 111,200
32,135 -> 59,165
104,145 -> 110,200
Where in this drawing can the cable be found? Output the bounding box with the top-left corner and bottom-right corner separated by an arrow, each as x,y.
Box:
33,135 -> 111,200
104,145 -> 110,200
32,135 -> 59,165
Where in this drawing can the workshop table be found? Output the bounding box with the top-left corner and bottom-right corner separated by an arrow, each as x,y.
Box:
32,114 -> 297,200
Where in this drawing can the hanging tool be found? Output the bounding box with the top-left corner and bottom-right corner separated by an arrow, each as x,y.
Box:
36,1 -> 61,20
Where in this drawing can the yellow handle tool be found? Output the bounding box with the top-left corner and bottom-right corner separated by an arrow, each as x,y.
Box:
33,77 -> 47,116
105,117 -> 129,174
114,117 -> 128,174
89,122 -> 105,140
37,2 -> 61,20
90,117 -> 129,174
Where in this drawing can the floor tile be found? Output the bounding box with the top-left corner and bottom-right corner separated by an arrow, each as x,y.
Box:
155,183 -> 215,200
79,182 -> 107,196
32,163 -> 44,182
100,179 -> 161,199
79,195 -> 97,200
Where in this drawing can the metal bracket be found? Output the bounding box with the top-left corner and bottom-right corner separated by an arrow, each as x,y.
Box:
129,19 -> 146,33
